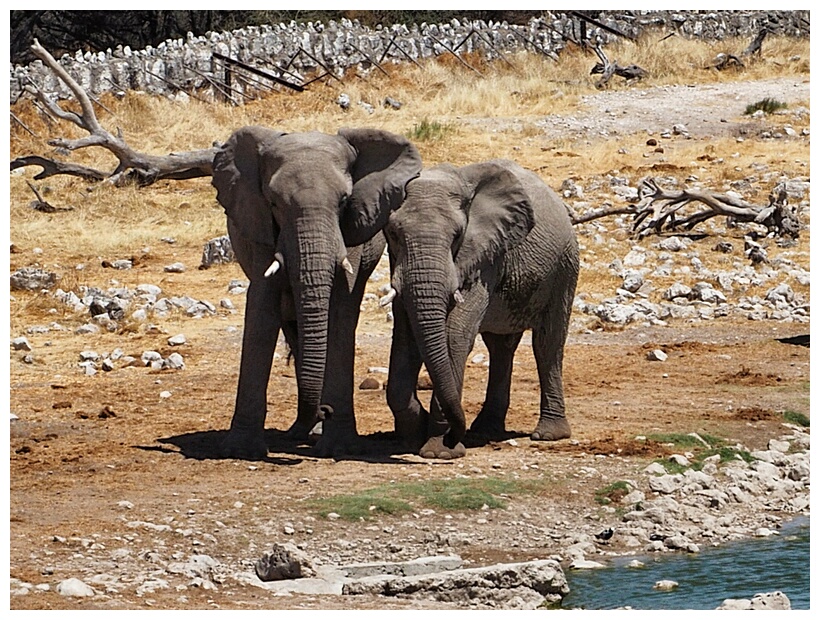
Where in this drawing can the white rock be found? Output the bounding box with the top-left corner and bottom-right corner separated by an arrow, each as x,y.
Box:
11,337 -> 32,351
160,391 -> 172,399
168,334 -> 187,346
647,349 -> 667,362
56,578 -> 95,597
653,579 -> 678,590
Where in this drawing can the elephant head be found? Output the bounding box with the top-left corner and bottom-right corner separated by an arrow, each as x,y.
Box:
385,162 -> 535,446
212,126 -> 421,447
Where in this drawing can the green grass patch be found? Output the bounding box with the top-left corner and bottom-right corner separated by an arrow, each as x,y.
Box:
309,476 -> 548,521
647,432 -> 755,473
407,118 -> 455,141
744,97 -> 788,115
594,480 -> 631,505
783,410 -> 810,427
646,432 -> 723,449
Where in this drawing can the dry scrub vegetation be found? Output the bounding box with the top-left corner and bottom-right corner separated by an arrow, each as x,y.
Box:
9,34 -> 810,313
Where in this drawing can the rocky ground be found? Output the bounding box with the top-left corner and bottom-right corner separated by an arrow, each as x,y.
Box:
8,76 -> 810,610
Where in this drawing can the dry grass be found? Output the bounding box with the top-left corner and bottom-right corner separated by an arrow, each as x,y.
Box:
9,34 -> 810,313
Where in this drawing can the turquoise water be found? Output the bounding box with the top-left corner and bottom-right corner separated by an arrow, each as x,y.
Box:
562,517 -> 810,610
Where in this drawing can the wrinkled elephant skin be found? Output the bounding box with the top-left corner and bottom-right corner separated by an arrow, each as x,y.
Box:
212,127 -> 421,458
384,159 -> 579,458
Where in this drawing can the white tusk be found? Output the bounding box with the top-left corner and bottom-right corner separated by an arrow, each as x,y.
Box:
342,257 -> 354,275
264,259 -> 281,278
379,287 -> 397,307
454,290 -> 465,304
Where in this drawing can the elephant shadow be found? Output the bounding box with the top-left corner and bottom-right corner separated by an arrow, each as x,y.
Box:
463,428 -> 531,449
148,428 -> 416,464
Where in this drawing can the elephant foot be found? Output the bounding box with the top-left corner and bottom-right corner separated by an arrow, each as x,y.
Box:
283,417 -> 318,443
220,428 -> 268,460
469,411 -> 507,440
419,436 -> 466,460
310,406 -> 365,457
531,417 -> 571,441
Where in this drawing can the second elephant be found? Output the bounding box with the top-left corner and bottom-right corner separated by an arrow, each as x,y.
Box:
384,159 -> 579,458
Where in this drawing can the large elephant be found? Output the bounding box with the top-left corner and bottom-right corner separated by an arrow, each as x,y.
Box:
212,126 -> 422,459
383,159 -> 579,459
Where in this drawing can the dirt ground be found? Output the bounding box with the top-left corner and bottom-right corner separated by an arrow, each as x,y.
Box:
8,75 -> 810,610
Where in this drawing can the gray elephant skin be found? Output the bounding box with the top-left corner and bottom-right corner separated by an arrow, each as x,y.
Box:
211,126 -> 422,458
384,159 -> 579,459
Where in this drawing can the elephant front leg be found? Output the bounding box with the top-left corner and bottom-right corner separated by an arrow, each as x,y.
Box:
385,300 -> 429,453
221,279 -> 281,460
470,331 -> 523,439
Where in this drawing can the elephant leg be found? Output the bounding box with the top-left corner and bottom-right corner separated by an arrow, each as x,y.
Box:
531,299 -> 573,442
312,245 -> 375,457
419,392 -> 466,459
386,300 -> 429,453
221,278 -> 281,459
470,331 -> 523,439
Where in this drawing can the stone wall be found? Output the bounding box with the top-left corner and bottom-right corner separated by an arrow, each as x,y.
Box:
9,10 -> 809,104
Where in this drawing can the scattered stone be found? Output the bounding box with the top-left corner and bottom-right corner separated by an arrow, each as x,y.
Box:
654,579 -> 678,590
168,334 -> 187,346
10,267 -> 58,291
11,337 -> 32,351
359,377 -> 381,390
164,262 -> 186,273
56,578 -> 95,597
200,235 -> 235,268
658,236 -> 687,252
383,96 -> 402,110
163,352 -> 185,370
255,543 -> 316,581
647,349 -> 667,362
717,591 -> 791,610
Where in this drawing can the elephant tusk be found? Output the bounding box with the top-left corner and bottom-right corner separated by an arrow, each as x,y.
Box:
264,259 -> 281,278
379,287 -> 397,307
454,290 -> 465,304
342,257 -> 354,275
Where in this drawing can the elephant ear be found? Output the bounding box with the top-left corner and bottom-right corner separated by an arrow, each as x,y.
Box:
454,161 -> 535,286
212,126 -> 285,246
338,127 -> 422,247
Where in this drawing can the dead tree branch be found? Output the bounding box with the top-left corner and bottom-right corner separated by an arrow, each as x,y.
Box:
630,178 -> 800,238
26,180 -> 73,212
571,179 -> 801,240
590,44 -> 647,88
11,39 -> 218,187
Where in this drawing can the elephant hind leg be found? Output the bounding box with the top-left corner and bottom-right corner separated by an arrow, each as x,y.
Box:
530,281 -> 574,442
469,331 -> 523,439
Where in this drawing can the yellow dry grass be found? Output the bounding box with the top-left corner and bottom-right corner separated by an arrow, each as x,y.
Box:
9,33 -> 810,313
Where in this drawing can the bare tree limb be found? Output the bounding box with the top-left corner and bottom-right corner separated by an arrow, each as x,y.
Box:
590,44 -> 647,88
630,178 -> 800,238
11,155 -> 107,181
26,180 -> 73,212
12,39 -> 218,186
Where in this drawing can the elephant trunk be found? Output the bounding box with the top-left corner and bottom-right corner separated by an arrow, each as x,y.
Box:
289,224 -> 338,420
403,263 -> 466,445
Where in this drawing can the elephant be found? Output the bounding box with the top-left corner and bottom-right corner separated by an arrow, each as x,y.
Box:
211,126 -> 422,459
383,159 -> 579,459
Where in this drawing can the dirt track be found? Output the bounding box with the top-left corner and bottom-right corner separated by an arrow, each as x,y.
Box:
9,77 -> 810,609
